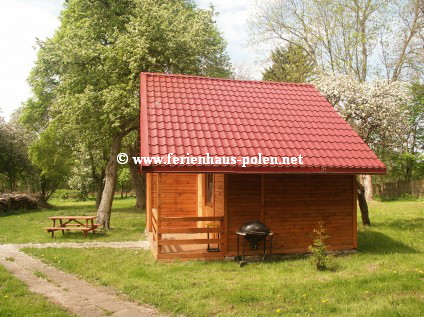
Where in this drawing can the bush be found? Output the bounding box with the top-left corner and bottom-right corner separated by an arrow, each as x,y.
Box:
0,194 -> 40,215
308,221 -> 330,271
52,189 -> 88,201
375,193 -> 424,202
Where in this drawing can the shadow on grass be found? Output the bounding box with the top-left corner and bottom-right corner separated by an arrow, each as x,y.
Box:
51,203 -> 142,213
0,204 -> 96,218
358,230 -> 417,254
381,218 -> 424,231
0,209 -> 41,217
1,200 -> 143,218
375,195 -> 424,202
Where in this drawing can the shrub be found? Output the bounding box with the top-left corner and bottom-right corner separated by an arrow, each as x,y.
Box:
308,221 -> 330,271
52,189 -> 88,201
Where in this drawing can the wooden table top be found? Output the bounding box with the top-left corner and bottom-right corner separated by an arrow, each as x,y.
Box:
48,216 -> 97,220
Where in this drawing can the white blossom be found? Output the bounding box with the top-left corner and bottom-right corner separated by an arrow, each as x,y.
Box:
312,74 -> 412,150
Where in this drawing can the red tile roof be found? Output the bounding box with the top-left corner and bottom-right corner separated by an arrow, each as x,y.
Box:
139,72 -> 386,174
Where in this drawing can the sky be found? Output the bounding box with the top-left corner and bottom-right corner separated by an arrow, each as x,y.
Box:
0,0 -> 267,122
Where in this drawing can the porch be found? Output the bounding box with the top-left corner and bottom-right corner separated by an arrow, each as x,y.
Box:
148,209 -> 225,260
146,173 -> 227,260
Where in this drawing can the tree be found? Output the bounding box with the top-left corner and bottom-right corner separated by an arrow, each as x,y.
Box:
262,43 -> 315,82
127,139 -> 145,209
405,83 -> 424,179
232,62 -> 256,80
252,0 -> 423,205
66,148 -> 108,206
313,74 -> 412,225
29,123 -> 74,202
24,0 -> 231,228
0,110 -> 33,193
21,103 -> 109,206
380,0 -> 424,81
252,0 -> 423,82
386,83 -> 424,181
70,146 -> 109,208
313,74 -> 411,148
117,167 -> 132,199
86,148 -> 108,208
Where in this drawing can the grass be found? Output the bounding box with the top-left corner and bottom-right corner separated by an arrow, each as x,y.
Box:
0,198 -> 145,244
0,265 -> 74,317
33,270 -> 49,280
22,200 -> 424,317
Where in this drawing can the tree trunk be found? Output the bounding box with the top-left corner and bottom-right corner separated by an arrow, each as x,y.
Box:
128,143 -> 146,210
89,152 -> 106,209
96,135 -> 123,229
357,180 -> 371,226
362,174 -> 373,201
95,178 -> 104,209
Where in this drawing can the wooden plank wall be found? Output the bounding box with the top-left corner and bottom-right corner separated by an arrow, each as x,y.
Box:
227,174 -> 355,256
227,174 -> 262,254
158,173 -> 198,228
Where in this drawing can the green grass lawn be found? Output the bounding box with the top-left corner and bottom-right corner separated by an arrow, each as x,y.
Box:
0,265 -> 74,316
23,200 -> 424,317
0,198 -> 145,244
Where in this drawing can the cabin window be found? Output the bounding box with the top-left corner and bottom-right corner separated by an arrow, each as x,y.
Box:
205,174 -> 214,206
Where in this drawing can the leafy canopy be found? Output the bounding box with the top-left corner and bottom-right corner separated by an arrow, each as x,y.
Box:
20,0 -> 232,199
262,43 -> 315,83
23,0 -> 231,141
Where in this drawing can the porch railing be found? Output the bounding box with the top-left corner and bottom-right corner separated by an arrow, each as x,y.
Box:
151,212 -> 224,254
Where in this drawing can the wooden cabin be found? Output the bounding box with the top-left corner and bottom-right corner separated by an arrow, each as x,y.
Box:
139,73 -> 386,261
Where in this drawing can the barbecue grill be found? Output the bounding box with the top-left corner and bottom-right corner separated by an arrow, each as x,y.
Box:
236,221 -> 273,266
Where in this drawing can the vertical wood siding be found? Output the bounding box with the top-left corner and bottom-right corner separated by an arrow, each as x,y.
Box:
227,174 -> 355,256
158,173 -> 198,228
227,174 -> 262,254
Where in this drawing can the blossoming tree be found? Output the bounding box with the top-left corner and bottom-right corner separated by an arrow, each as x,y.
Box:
313,74 -> 412,225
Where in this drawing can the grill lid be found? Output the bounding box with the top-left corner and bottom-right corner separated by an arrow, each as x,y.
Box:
236,221 -> 271,250
237,221 -> 270,235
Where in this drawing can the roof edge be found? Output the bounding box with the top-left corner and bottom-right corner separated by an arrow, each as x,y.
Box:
141,165 -> 387,175
139,73 -> 149,160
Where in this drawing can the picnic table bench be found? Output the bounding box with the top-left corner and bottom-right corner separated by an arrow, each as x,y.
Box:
45,216 -> 101,238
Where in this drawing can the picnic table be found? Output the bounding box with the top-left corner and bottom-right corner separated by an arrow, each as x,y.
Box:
45,216 -> 101,238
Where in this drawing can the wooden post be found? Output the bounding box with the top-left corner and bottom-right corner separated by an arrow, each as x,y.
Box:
213,174 -> 216,232
197,174 -> 203,228
157,173 -> 162,254
352,175 -> 358,249
223,174 -> 228,254
260,174 -> 265,223
146,173 -> 152,233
